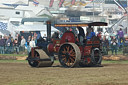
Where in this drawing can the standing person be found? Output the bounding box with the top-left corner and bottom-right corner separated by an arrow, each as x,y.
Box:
6,36 -> 12,54
111,36 -> 118,55
102,36 -> 109,55
34,32 -> 37,38
8,34 -> 14,53
27,36 -> 31,46
36,32 -> 41,40
17,34 -> 21,47
29,37 -> 36,48
27,36 -> 31,54
118,28 -> 124,43
34,36 -> 37,46
0,36 -> 6,54
14,38 -> 19,54
20,36 -> 26,51
118,28 -> 124,49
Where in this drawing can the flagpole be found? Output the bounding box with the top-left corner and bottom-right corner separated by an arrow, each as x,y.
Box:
127,0 -> 128,34
93,0 -> 94,21
102,0 -> 104,20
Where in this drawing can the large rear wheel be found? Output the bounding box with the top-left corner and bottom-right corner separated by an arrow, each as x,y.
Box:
58,43 -> 81,68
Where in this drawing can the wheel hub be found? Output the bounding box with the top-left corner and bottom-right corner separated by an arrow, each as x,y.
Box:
65,53 -> 70,59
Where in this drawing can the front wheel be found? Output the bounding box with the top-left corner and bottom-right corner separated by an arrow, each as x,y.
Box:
28,51 -> 40,67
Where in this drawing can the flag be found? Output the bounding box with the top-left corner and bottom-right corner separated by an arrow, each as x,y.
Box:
0,22 -> 8,30
59,0 -> 65,7
71,0 -> 76,5
49,0 -> 54,7
33,0 -> 39,6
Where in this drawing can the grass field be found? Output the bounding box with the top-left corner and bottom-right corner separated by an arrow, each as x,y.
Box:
0,54 -> 27,57
0,60 -> 128,85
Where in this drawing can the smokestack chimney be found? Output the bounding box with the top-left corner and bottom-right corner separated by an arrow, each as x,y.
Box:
47,21 -> 51,42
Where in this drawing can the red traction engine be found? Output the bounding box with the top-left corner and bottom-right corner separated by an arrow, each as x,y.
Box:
27,21 -> 107,68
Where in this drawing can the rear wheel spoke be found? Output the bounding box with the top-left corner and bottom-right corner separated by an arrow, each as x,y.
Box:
66,46 -> 70,52
70,57 -> 75,63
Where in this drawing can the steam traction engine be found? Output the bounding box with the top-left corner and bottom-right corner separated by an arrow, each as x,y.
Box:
27,21 -> 107,68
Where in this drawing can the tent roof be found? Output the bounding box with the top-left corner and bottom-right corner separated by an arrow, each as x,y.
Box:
21,17 -> 49,24
55,22 -> 108,27
14,24 -> 59,32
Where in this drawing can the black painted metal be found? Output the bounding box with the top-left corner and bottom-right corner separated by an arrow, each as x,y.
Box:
47,21 -> 51,42
28,51 -> 40,67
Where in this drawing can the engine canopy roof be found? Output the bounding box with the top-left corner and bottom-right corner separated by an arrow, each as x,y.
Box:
54,22 -> 108,27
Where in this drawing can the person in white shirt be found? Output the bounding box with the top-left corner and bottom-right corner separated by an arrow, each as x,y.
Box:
20,36 -> 26,51
29,37 -> 36,48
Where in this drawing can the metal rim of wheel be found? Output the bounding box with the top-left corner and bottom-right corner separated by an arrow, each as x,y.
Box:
91,48 -> 102,65
58,43 -> 81,68
28,51 -> 40,67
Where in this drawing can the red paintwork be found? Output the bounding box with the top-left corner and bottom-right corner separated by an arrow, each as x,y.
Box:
31,47 -> 40,57
87,41 -> 92,44
79,46 -> 83,56
47,31 -> 76,53
52,39 -> 61,45
93,41 -> 100,44
54,46 -> 60,53
60,31 -> 76,44
47,39 -> 61,53
79,46 -> 92,57
84,46 -> 92,56
87,57 -> 91,63
47,43 -> 54,53
31,47 -> 35,57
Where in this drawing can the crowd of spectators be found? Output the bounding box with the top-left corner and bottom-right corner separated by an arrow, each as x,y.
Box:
0,32 -> 40,54
101,28 -> 127,55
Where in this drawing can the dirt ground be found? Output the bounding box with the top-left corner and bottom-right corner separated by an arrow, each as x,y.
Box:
0,62 -> 128,85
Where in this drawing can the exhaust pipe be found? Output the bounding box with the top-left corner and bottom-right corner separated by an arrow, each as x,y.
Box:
47,21 -> 51,42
